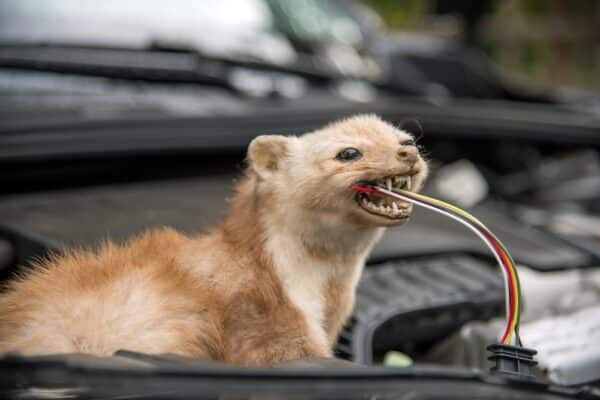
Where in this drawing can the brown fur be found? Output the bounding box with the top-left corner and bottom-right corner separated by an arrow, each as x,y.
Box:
0,115 -> 428,366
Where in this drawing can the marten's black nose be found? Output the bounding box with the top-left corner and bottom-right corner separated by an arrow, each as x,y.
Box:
398,145 -> 418,165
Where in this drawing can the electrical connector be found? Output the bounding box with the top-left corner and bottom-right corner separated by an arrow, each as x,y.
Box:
351,184 -> 541,381
488,344 -> 538,380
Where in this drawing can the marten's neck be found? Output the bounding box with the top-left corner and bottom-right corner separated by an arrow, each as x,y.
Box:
222,172 -> 382,261
222,173 -> 383,345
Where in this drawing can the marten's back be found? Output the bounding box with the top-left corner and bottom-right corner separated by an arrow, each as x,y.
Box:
0,227 -> 224,357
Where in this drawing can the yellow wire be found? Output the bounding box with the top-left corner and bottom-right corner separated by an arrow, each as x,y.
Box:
391,189 -> 520,345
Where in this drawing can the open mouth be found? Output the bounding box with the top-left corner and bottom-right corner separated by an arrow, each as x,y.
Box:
355,176 -> 412,219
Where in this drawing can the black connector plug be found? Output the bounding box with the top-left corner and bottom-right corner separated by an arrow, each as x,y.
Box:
487,344 -> 538,380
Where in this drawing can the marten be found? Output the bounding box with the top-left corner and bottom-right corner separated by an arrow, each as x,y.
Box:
0,115 -> 428,366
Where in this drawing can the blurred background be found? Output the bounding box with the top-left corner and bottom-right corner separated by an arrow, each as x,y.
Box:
1,1 -> 600,397
366,0 -> 600,92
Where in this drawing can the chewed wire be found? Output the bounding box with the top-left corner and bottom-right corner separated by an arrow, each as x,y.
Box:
350,184 -> 522,346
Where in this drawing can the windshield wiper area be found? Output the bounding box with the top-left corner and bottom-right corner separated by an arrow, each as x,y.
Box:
0,43 -> 342,90
0,44 -> 235,86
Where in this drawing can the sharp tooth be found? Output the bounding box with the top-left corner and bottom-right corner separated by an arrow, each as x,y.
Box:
407,177 -> 412,190
386,178 -> 392,190
392,202 -> 398,213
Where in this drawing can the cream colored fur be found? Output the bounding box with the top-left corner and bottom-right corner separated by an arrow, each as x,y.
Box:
0,114 -> 428,365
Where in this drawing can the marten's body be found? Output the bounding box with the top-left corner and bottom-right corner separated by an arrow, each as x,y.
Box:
0,115 -> 427,366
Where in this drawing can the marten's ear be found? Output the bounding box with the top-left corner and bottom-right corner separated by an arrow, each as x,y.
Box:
248,135 -> 289,178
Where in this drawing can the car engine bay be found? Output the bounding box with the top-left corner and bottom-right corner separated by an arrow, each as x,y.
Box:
1,1 -> 600,397
2,130 -> 599,394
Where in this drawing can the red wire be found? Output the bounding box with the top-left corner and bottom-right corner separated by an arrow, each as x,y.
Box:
350,185 -> 379,194
352,184 -> 517,344
486,233 -> 516,343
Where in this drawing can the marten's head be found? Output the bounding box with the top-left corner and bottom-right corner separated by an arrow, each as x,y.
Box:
248,115 -> 428,228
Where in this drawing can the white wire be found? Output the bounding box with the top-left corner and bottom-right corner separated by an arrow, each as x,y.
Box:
376,187 -> 515,343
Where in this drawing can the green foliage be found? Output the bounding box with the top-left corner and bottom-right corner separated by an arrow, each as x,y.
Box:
360,0 -> 599,89
361,0 -> 428,28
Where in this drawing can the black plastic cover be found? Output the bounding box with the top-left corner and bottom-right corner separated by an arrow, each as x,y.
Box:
336,254 -> 505,363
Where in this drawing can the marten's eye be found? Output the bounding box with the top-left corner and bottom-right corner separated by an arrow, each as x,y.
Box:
400,139 -> 416,146
335,147 -> 362,162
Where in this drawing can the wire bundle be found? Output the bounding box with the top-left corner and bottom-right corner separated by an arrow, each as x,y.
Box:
351,184 -> 522,346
